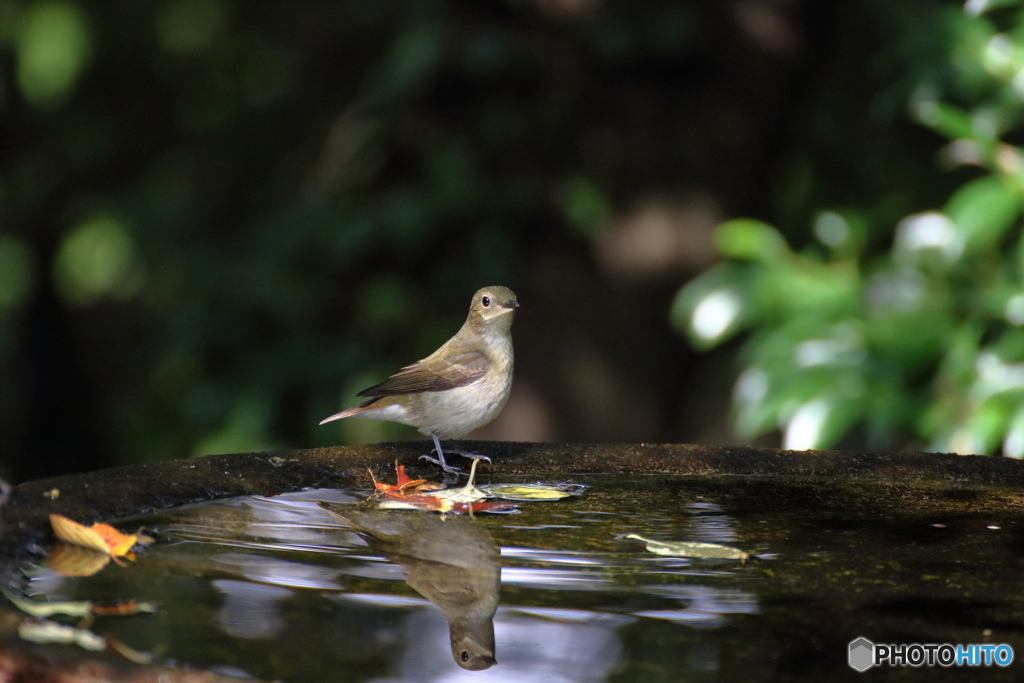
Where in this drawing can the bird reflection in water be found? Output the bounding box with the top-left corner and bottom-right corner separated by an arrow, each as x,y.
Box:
320,504 -> 500,670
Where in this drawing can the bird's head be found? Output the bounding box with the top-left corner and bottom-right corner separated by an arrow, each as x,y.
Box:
450,623 -> 498,670
466,286 -> 518,332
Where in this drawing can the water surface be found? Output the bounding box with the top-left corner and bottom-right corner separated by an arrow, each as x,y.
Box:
23,474 -> 1024,682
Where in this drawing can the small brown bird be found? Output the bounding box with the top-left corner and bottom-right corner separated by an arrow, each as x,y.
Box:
320,286 -> 518,473
319,505 -> 501,670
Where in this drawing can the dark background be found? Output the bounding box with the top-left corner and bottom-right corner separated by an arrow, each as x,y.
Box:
0,0 -> 972,482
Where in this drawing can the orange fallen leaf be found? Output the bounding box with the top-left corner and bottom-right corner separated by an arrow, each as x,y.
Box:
369,462 -> 430,494
377,490 -> 518,515
50,515 -> 137,558
371,459 -> 517,514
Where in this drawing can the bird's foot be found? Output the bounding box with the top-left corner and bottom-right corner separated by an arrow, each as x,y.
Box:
418,453 -> 463,476
450,449 -> 492,465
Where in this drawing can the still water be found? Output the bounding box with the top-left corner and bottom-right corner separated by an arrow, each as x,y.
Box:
22,474 -> 1024,681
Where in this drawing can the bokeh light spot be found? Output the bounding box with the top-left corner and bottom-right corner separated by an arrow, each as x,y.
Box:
53,214 -> 145,306
15,1 -> 92,110
691,289 -> 742,343
813,211 -> 848,248
783,399 -> 831,450
1006,294 -> 1024,326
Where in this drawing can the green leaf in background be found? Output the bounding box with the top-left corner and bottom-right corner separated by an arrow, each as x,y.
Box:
912,100 -> 975,140
676,1 -> 1024,454
714,219 -> 789,262
758,260 -> 859,318
557,175 -> 612,237
944,176 -> 1020,253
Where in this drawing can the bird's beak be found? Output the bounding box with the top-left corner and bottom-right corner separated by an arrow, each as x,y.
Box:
503,300 -> 519,309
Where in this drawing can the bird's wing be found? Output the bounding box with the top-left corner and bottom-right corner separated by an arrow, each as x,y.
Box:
356,351 -> 490,397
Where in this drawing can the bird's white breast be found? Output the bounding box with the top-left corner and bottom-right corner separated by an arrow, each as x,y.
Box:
413,332 -> 513,439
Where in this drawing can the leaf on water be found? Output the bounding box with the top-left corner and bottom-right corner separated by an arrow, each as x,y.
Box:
105,635 -> 155,664
48,542 -> 111,576
18,619 -> 106,652
429,485 -> 487,504
135,531 -> 156,545
50,515 -> 137,557
626,533 -> 750,562
370,459 -> 524,514
430,457 -> 488,503
1,587 -> 92,618
369,461 -> 439,494
479,482 -> 585,501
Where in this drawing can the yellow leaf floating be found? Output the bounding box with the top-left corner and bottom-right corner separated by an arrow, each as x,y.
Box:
49,514 -> 137,557
626,533 -> 750,562
479,483 -> 583,501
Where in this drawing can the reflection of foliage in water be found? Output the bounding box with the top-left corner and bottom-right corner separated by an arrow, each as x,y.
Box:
23,474 -> 1024,680
674,1 -> 1024,455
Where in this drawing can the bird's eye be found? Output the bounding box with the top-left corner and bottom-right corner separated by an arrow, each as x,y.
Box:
481,296 -> 491,307
461,651 -> 470,663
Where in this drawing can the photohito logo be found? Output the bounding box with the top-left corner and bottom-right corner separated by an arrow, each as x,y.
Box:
848,637 -> 1014,671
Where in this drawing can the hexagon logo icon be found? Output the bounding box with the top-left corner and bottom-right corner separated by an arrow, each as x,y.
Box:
848,637 -> 874,672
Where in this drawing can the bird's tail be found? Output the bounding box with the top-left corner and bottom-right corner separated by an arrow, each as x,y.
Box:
318,398 -> 380,425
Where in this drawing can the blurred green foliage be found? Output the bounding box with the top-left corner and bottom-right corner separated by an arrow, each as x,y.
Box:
5,0 -> 1016,483
674,0 -> 1024,455
8,0 -> 753,480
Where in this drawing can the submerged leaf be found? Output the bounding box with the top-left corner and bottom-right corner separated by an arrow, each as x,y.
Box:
90,600 -> 157,616
48,542 -> 111,576
105,635 -> 155,664
626,533 -> 749,561
1,588 -> 155,618
18,619 -> 106,651
2,587 -> 92,618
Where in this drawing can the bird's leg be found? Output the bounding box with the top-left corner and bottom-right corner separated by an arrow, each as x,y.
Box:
419,433 -> 463,475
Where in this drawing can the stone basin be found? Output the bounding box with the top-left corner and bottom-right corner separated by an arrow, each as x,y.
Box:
1,442 -> 1023,681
